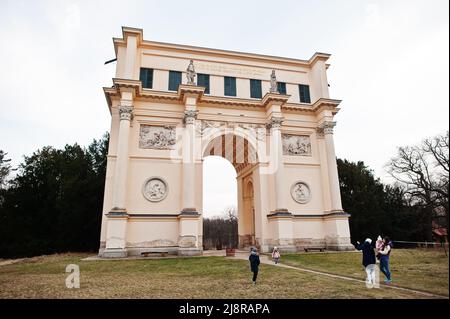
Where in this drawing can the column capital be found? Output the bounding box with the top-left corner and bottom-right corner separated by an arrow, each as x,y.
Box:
317,121 -> 336,135
184,110 -> 199,125
266,116 -> 284,130
119,105 -> 133,121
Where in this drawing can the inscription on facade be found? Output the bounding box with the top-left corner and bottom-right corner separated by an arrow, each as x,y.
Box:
195,62 -> 265,78
139,125 -> 176,149
282,134 -> 311,156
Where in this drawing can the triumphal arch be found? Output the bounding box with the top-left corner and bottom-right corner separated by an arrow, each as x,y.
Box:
99,27 -> 353,257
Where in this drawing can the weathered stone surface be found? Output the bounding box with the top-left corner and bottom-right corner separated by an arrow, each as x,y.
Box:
293,238 -> 326,248
325,235 -> 354,250
239,235 -> 254,248
178,248 -> 203,256
100,248 -> 128,258
126,239 -> 177,248
178,235 -> 197,248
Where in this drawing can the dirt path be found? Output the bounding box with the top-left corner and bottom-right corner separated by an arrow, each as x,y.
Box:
0,258 -> 27,267
231,251 -> 448,299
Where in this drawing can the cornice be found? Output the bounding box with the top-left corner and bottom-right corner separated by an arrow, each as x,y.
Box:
261,92 -> 291,108
308,52 -> 332,66
112,26 -> 331,68
311,98 -> 342,115
104,82 -> 341,115
177,84 -> 205,103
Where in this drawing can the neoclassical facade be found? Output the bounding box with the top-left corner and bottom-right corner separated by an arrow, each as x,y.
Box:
99,27 -> 353,257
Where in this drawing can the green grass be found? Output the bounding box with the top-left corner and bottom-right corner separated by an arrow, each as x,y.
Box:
0,251 -> 446,299
281,248 -> 449,296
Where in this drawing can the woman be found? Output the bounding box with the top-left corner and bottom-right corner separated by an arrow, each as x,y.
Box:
379,236 -> 393,284
249,247 -> 260,285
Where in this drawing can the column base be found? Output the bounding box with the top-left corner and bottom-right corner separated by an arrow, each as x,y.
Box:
100,248 -> 128,258
326,243 -> 355,251
271,245 -> 297,253
325,236 -> 355,251
177,248 -> 203,256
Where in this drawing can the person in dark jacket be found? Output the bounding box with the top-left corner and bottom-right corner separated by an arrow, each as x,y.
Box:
356,238 -> 377,286
249,247 -> 260,285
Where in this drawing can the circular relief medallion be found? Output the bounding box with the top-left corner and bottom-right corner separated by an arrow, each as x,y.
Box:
142,177 -> 168,202
290,181 -> 311,204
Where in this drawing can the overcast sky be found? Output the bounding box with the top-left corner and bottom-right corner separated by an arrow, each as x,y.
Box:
0,0 -> 448,217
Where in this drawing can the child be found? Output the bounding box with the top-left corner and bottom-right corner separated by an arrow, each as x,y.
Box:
375,235 -> 383,261
272,247 -> 281,264
249,247 -> 260,285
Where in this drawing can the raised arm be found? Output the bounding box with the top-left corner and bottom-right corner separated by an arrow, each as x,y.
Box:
379,245 -> 391,255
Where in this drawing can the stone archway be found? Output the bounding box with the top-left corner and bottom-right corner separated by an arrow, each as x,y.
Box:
99,28 -> 354,258
202,132 -> 260,250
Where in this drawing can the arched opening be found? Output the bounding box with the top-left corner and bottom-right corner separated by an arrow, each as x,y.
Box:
241,180 -> 256,247
202,156 -> 238,250
201,133 -> 259,251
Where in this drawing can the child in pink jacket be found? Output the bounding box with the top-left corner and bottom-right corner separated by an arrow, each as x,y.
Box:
272,247 -> 281,264
375,235 -> 383,260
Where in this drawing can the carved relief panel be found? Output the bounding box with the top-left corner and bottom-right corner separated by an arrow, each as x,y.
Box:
139,125 -> 176,150
282,134 -> 311,156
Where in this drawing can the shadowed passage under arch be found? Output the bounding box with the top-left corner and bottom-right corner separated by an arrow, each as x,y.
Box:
202,133 -> 258,249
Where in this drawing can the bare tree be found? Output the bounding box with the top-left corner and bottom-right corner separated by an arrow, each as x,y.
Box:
221,205 -> 237,221
386,131 -> 449,239
0,150 -> 11,190
203,206 -> 238,250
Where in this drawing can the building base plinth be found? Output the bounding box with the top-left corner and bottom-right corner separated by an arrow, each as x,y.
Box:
326,243 -> 355,251
325,236 -> 355,251
100,248 -> 128,258
272,245 -> 297,253
177,248 -> 203,256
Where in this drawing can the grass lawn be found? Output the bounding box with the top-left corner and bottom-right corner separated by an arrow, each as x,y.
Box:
0,251 -> 446,299
282,248 -> 449,296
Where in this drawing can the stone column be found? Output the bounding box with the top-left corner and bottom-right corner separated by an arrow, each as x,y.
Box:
269,116 -> 287,212
103,104 -> 133,258
111,105 -> 133,212
317,121 -> 353,251
181,110 -> 198,213
178,110 -> 201,256
319,121 -> 343,212
267,116 -> 295,252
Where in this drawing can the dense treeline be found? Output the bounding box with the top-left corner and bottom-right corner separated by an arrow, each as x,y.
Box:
0,134 -> 109,258
338,159 -> 429,243
341,131 -> 448,244
203,207 -> 238,250
0,132 -> 447,258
